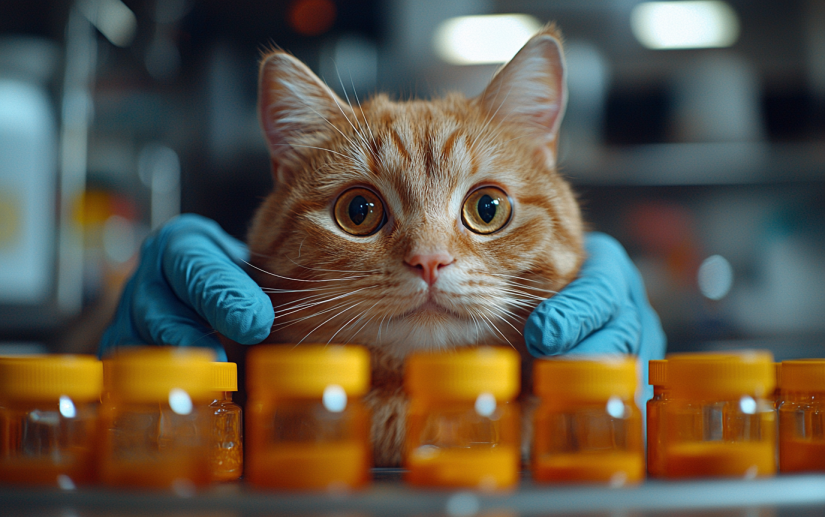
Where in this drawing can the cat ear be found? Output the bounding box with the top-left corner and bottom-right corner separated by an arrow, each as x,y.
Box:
258,51 -> 352,183
477,25 -> 567,158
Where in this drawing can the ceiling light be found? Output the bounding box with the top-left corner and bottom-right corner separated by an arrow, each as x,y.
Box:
631,1 -> 740,50
433,14 -> 542,65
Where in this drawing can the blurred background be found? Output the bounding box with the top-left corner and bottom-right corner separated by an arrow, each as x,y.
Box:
0,0 -> 823,359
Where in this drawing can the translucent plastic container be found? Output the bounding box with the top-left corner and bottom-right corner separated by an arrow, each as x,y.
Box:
405,347 -> 520,490
532,356 -> 644,485
209,361 -> 242,482
778,359 -> 825,473
646,359 -> 668,478
659,351 -> 776,479
0,355 -> 102,487
98,347 -> 215,489
245,344 -> 371,490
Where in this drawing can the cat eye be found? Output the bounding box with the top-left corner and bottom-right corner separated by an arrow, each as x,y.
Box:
462,187 -> 512,234
334,187 -> 386,236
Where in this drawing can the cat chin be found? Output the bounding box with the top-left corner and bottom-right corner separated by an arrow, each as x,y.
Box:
354,316 -> 509,361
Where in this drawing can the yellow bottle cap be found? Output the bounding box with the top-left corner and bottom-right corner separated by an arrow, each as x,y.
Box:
212,362 -> 238,392
779,360 -> 825,391
649,359 -> 668,387
0,355 -> 102,401
534,355 -> 638,400
667,350 -> 774,398
405,347 -> 520,400
247,344 -> 370,397
107,347 -> 215,402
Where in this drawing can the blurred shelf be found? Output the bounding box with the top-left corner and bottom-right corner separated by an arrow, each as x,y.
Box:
564,142 -> 825,186
3,475 -> 825,516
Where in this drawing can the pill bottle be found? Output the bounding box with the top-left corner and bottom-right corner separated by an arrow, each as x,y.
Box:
646,359 -> 668,478
773,362 -> 781,408
0,355 -> 102,487
405,346 -> 520,490
777,359 -> 825,473
209,361 -> 242,482
98,347 -> 214,489
245,344 -> 371,490
660,351 -> 776,479
532,356 -> 644,485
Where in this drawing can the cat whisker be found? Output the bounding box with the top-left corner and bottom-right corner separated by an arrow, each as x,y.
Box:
296,300 -> 364,345
284,254 -> 382,274
474,309 -> 514,349
273,298 -> 359,332
274,286 -> 377,320
268,143 -> 353,161
325,298 -> 381,344
245,260 -> 370,283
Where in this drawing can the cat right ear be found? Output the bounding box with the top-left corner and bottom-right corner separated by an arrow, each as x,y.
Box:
258,51 -> 353,184
477,25 -> 567,163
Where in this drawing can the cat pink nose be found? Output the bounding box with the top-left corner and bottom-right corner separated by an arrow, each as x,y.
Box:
405,252 -> 454,286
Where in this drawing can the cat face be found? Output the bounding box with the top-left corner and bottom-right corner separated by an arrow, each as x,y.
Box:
248,25 -> 584,359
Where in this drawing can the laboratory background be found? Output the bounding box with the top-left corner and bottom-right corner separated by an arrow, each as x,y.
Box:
0,0 -> 823,360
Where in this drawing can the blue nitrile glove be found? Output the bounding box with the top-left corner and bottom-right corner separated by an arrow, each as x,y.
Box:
98,214 -> 275,361
524,232 -> 667,400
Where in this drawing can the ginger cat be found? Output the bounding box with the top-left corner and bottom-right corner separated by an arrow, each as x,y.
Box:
247,24 -> 584,466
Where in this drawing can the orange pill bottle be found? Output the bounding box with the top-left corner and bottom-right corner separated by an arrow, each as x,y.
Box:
646,359 -> 668,478
532,356 -> 644,485
245,344 -> 371,490
98,347 -> 214,489
0,355 -> 102,487
660,351 -> 776,479
778,359 -> 825,473
404,347 -> 520,490
209,362 -> 242,482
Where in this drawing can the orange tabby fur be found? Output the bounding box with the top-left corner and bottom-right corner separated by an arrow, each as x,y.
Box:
248,24 -> 584,466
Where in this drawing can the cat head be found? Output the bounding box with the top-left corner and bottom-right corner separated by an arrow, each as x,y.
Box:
248,24 -> 584,359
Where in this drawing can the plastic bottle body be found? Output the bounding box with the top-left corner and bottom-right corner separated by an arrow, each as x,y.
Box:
533,397 -> 643,484
777,360 -> 825,472
405,395 -> 520,489
98,397 -> 211,488
659,352 -> 776,479
532,357 -> 644,485
0,355 -> 102,487
209,392 -> 243,482
245,344 -> 372,490
246,393 -> 371,489
646,387 -> 668,478
404,347 -> 521,490
0,397 -> 98,486
98,347 -> 215,489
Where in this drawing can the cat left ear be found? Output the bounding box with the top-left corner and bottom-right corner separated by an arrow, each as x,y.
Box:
477,25 -> 567,158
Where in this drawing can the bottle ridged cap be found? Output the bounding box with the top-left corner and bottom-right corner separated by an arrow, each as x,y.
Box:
405,347 -> 520,399
779,360 -> 825,391
211,362 -> 238,391
0,355 -> 102,401
106,347 -> 215,402
247,344 -> 370,397
649,359 -> 668,386
667,350 -> 775,398
534,355 -> 638,400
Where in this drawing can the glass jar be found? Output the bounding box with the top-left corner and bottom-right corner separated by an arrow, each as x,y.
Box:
405,347 -> 520,490
245,344 -> 371,490
778,359 -> 825,473
532,356 -> 644,485
98,347 -> 215,489
660,351 -> 776,479
209,361 -> 242,482
646,359 -> 668,478
0,355 -> 102,487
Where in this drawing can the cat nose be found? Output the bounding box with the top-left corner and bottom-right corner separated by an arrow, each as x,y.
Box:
405,252 -> 454,286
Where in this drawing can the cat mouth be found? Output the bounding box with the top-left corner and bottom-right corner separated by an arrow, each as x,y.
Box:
397,299 -> 460,320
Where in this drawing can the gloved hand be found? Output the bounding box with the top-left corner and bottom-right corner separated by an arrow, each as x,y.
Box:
98,214 -> 275,361
524,232 -> 667,394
